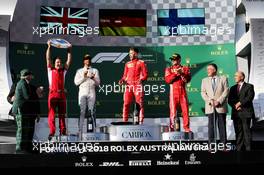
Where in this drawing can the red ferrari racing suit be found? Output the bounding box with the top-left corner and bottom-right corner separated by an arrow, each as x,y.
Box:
165,65 -> 191,132
47,64 -> 67,136
120,58 -> 148,123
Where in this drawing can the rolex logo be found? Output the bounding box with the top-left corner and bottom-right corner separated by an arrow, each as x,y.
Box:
219,68 -> 223,74
187,83 -> 191,88
154,95 -> 159,101
81,156 -> 87,162
186,57 -> 190,64
153,71 -> 159,77
24,44 -> 28,50
17,44 -> 35,55
148,95 -> 165,106
147,71 -> 163,82
115,113 -> 122,117
211,45 -> 228,56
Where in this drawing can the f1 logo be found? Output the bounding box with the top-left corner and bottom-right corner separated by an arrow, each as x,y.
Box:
92,53 -> 128,63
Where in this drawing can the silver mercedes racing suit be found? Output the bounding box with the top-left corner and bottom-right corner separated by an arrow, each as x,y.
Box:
74,67 -> 100,134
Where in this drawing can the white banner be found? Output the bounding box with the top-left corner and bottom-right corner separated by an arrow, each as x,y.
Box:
0,46 -> 12,119
249,18 -> 264,119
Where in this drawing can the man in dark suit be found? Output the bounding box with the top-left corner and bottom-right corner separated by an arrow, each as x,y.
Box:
12,69 -> 41,153
228,71 -> 255,151
7,70 -> 19,119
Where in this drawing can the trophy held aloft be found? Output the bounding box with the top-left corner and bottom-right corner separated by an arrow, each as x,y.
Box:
49,38 -> 71,48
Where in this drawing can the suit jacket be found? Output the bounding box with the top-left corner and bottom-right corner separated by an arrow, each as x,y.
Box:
12,79 -> 30,115
201,75 -> 229,114
228,82 -> 255,119
7,82 -> 17,116
7,82 -> 17,104
28,84 -> 41,118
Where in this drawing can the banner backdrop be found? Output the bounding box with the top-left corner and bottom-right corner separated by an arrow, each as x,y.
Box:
9,42 -> 236,119
249,19 -> 264,119
0,16 -> 12,119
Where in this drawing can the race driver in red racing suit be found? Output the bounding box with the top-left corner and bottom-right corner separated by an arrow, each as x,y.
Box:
164,53 -> 191,132
119,48 -> 148,124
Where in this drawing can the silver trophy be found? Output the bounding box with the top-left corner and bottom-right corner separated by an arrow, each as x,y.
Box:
49,38 -> 71,48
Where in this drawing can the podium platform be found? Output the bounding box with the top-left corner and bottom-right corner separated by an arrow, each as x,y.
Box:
47,123 -> 194,142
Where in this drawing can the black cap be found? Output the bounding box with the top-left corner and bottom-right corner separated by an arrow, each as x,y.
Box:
170,53 -> 181,60
83,54 -> 92,61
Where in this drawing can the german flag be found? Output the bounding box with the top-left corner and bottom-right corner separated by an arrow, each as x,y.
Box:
99,9 -> 146,36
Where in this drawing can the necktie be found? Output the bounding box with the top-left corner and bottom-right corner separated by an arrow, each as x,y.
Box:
237,84 -> 241,94
212,78 -> 216,91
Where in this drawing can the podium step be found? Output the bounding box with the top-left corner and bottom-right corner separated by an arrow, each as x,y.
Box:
44,125 -> 194,142
108,124 -> 161,141
162,131 -> 194,141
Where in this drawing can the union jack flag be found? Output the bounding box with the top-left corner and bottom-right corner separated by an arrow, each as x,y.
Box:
40,6 -> 88,34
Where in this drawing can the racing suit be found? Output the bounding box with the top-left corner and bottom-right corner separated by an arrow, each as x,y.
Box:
74,67 -> 100,134
47,64 -> 67,136
164,65 -> 191,132
120,58 -> 148,123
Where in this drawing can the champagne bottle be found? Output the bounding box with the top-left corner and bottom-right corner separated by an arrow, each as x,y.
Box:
133,103 -> 140,125
87,110 -> 93,132
174,117 -> 180,131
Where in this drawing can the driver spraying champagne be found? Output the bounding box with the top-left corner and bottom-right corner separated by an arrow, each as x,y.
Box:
119,48 -> 148,124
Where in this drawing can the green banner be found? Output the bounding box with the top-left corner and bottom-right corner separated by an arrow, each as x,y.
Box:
9,42 -> 236,118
